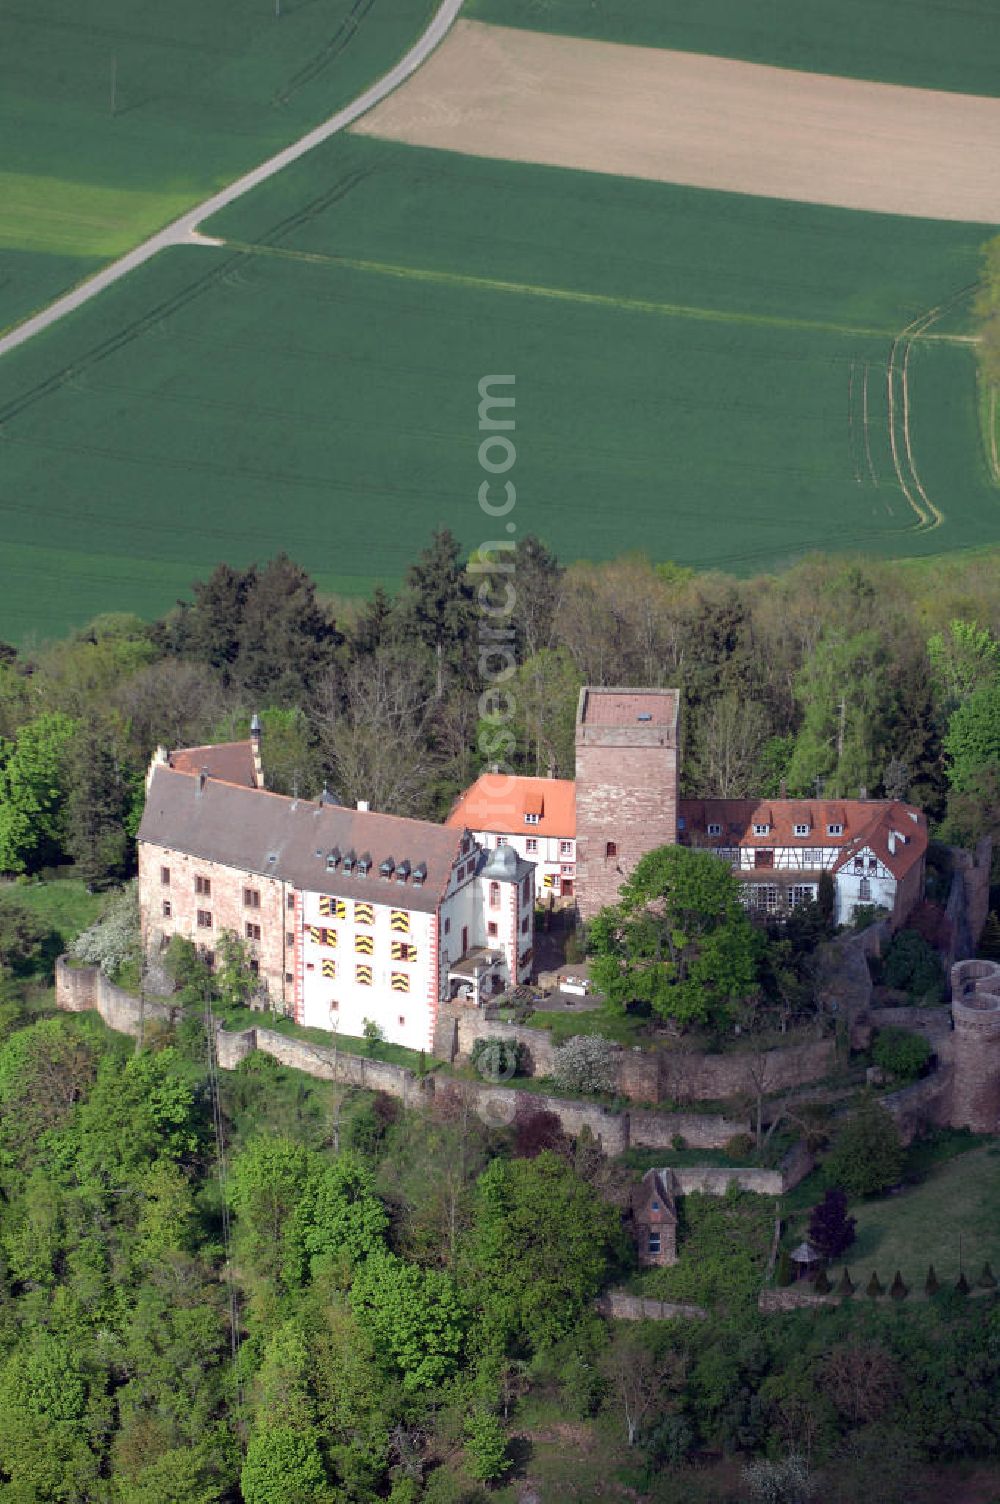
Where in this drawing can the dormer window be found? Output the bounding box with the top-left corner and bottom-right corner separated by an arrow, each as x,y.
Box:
342,850 -> 356,874
707,822 -> 722,837
326,848 -> 341,871
357,853 -> 372,876
524,812 -> 539,825
794,823 -> 810,838
827,823 -> 843,837
412,863 -> 426,887
396,859 -> 411,883
752,823 -> 770,837
379,857 -> 395,879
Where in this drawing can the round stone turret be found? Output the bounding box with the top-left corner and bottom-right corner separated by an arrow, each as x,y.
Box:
950,959 -> 1000,1133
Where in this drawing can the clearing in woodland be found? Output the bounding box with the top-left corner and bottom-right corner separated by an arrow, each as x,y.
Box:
0,139 -> 995,642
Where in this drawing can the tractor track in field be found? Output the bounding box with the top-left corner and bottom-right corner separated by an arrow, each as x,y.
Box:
886,283 -> 979,531
0,0 -> 464,362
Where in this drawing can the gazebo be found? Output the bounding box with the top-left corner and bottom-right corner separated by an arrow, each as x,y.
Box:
789,1240 -> 823,1281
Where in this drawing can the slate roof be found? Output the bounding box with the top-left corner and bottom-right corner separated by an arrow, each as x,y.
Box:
169,741 -> 257,788
139,765 -> 467,912
447,774 -> 576,839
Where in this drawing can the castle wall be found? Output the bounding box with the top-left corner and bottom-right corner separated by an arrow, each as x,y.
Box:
950,959 -> 1000,1133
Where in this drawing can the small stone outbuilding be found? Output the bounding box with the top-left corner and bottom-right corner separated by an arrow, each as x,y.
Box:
633,1169 -> 679,1267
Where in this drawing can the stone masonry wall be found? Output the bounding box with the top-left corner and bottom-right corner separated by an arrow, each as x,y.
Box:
672,1167 -> 784,1196
628,1108 -> 748,1149
55,957 -> 176,1037
575,739 -> 678,920
452,1011 -> 837,1106
597,1291 -> 706,1322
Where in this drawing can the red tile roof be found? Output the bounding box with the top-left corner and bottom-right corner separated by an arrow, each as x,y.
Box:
678,798 -> 927,880
446,774 -> 576,839
169,741 -> 257,788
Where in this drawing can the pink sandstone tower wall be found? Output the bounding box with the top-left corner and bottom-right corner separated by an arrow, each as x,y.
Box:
574,687 -> 680,921
950,959 -> 1000,1134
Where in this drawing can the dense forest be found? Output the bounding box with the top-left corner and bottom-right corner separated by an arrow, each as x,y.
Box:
1,537 -> 1000,889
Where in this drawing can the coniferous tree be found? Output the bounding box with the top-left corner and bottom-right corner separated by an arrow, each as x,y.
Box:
837,1266 -> 856,1298
925,1264 -> 940,1296
889,1270 -> 909,1301
866,1271 -> 884,1299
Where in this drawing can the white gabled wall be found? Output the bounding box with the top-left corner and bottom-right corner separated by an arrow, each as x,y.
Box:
298,887 -> 436,1052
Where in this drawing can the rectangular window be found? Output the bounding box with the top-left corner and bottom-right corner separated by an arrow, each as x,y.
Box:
522,875 -> 531,905
390,909 -> 410,934
487,921 -> 498,938
793,823 -> 809,838
245,922 -> 261,942
322,957 -> 336,979
391,972 -> 410,993
243,887 -> 261,909
560,840 -> 573,857
287,893 -> 295,912
754,849 -> 775,868
859,878 -> 872,901
489,881 -> 500,908
285,971 -> 294,983
868,856 -> 878,872
162,900 -> 172,919
286,932 -> 294,949
521,915 -> 529,935
203,950 -> 215,970
318,895 -> 347,920
791,884 -> 817,908
524,812 -> 539,825
249,958 -> 259,977
752,824 -> 770,837
605,841 -> 618,858
525,838 -> 538,854
194,874 -> 211,896
160,866 -> 171,886
707,823 -> 722,837
197,909 -> 213,928
354,902 -> 374,926
561,864 -> 573,875
751,886 -> 779,912
648,1232 -> 661,1254
444,917 -> 451,935
496,836 -> 508,847
309,926 -> 337,948
391,941 -> 417,962
398,1015 -> 406,1027
854,856 -> 865,872
355,964 -> 373,986
827,823 -> 843,837
354,933 -> 374,956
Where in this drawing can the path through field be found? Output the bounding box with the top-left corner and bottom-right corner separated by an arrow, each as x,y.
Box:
0,0 -> 465,361
355,20 -> 1000,224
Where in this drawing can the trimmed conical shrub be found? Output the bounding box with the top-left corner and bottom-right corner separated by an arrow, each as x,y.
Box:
776,1248 -> 793,1287
925,1264 -> 940,1296
814,1267 -> 831,1294
978,1261 -> 997,1290
867,1271 -> 884,1299
956,1271 -> 970,1296
889,1270 -> 909,1301
837,1267 -> 856,1297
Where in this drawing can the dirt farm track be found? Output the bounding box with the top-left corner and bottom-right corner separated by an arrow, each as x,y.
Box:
355,20 -> 1000,224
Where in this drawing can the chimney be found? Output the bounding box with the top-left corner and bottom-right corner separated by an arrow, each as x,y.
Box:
779,778 -> 787,799
887,830 -> 897,855
859,785 -> 868,801
357,799 -> 369,812
250,712 -> 264,790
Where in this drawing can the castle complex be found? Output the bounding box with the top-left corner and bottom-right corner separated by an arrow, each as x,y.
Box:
139,686 -> 928,1050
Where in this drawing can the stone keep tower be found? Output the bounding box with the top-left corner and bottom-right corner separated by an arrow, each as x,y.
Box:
950,959 -> 1000,1133
574,687 -> 680,920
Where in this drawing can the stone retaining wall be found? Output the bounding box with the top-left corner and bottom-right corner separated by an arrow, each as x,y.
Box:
597,1290 -> 706,1322
628,1108 -> 748,1150
672,1167 -> 784,1196
54,957 -> 175,1037
880,1068 -> 953,1144
758,1287 -> 838,1313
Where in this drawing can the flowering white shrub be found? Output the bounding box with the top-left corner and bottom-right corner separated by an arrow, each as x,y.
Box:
70,882 -> 140,980
550,1034 -> 619,1095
